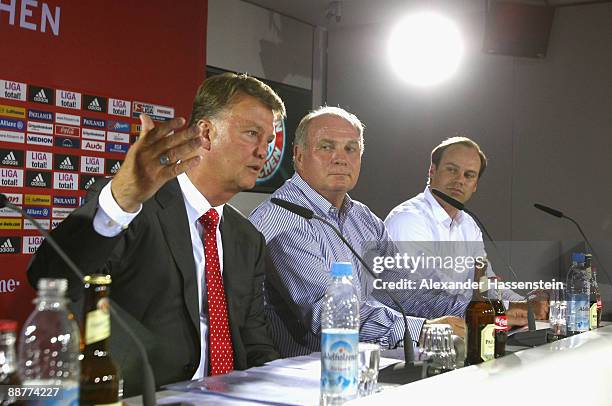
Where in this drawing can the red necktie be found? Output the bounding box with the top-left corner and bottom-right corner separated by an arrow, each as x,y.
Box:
199,208 -> 234,375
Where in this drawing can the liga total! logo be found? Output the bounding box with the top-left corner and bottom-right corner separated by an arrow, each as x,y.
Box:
256,119 -> 285,184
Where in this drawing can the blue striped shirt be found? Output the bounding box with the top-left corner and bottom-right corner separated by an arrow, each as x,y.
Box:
249,174 -> 464,357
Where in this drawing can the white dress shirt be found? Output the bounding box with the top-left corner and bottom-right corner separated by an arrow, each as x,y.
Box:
385,186 -> 523,303
93,173 -> 224,380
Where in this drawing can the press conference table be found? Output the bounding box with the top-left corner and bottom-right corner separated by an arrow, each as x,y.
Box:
126,325 -> 612,405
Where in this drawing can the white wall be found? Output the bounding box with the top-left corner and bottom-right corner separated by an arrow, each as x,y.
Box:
207,0 -> 318,215
207,0 -> 313,90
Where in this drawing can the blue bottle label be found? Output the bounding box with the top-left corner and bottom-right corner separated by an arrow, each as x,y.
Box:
321,329 -> 358,397
27,384 -> 79,406
567,294 -> 589,332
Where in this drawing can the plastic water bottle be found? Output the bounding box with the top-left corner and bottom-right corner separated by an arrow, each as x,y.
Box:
566,253 -> 590,335
19,278 -> 80,405
320,262 -> 360,405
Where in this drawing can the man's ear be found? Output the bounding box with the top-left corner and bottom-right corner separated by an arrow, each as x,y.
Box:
196,119 -> 213,151
293,144 -> 302,171
428,163 -> 436,179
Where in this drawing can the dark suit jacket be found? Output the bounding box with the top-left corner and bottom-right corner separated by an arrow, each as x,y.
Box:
28,178 -> 279,396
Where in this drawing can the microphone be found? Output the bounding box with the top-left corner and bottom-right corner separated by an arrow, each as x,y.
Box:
271,198 -> 425,383
0,193 -> 157,406
533,203 -> 563,219
534,203 -> 611,286
430,189 -> 465,211
430,189 -> 548,345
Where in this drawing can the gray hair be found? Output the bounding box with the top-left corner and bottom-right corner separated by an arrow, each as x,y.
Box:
293,106 -> 364,153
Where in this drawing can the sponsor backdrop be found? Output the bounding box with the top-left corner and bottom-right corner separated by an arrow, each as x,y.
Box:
0,0 -> 207,325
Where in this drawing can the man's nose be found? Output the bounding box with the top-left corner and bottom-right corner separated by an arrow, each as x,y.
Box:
332,149 -> 349,164
255,138 -> 268,159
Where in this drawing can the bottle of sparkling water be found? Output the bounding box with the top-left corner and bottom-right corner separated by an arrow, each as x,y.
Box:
566,253 -> 590,335
19,278 -> 80,405
320,262 -> 360,405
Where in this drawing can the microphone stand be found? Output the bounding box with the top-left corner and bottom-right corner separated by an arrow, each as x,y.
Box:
534,203 -> 611,285
430,190 -> 548,346
0,195 -> 157,406
271,198 -> 426,384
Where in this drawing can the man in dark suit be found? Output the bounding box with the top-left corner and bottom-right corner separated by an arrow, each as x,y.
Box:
28,73 -> 285,396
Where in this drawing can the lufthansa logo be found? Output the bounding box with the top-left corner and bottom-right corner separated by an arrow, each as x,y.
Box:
257,119 -> 285,183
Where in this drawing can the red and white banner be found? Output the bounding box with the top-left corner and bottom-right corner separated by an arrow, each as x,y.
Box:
0,0 -> 207,326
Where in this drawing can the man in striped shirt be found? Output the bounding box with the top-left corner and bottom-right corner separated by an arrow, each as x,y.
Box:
250,107 -> 466,357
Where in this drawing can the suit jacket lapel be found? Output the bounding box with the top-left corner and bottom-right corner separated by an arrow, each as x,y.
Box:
220,207 -> 244,334
155,180 -> 200,333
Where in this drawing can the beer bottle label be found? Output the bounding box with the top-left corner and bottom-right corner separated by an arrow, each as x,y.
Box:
85,297 -> 111,344
480,324 -> 495,362
479,276 -> 488,293
495,315 -> 508,332
590,303 -> 598,330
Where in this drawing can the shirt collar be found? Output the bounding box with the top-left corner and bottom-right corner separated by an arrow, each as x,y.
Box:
290,173 -> 354,216
177,172 -> 224,226
424,186 -> 464,227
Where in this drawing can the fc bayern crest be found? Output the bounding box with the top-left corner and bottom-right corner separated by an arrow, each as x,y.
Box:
257,118 -> 286,183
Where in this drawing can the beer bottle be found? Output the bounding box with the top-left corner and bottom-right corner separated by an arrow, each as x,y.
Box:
465,259 -> 495,365
487,277 -> 507,358
585,254 -> 602,329
80,274 -> 123,405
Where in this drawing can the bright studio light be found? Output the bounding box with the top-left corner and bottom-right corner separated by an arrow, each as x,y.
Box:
388,12 -> 464,87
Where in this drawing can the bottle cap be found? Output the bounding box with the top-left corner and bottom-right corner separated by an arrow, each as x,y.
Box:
571,252 -> 585,263
0,319 -> 17,332
331,262 -> 352,277
84,274 -> 112,285
37,278 -> 68,295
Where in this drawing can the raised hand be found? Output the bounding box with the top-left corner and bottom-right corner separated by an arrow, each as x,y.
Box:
111,114 -> 206,212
